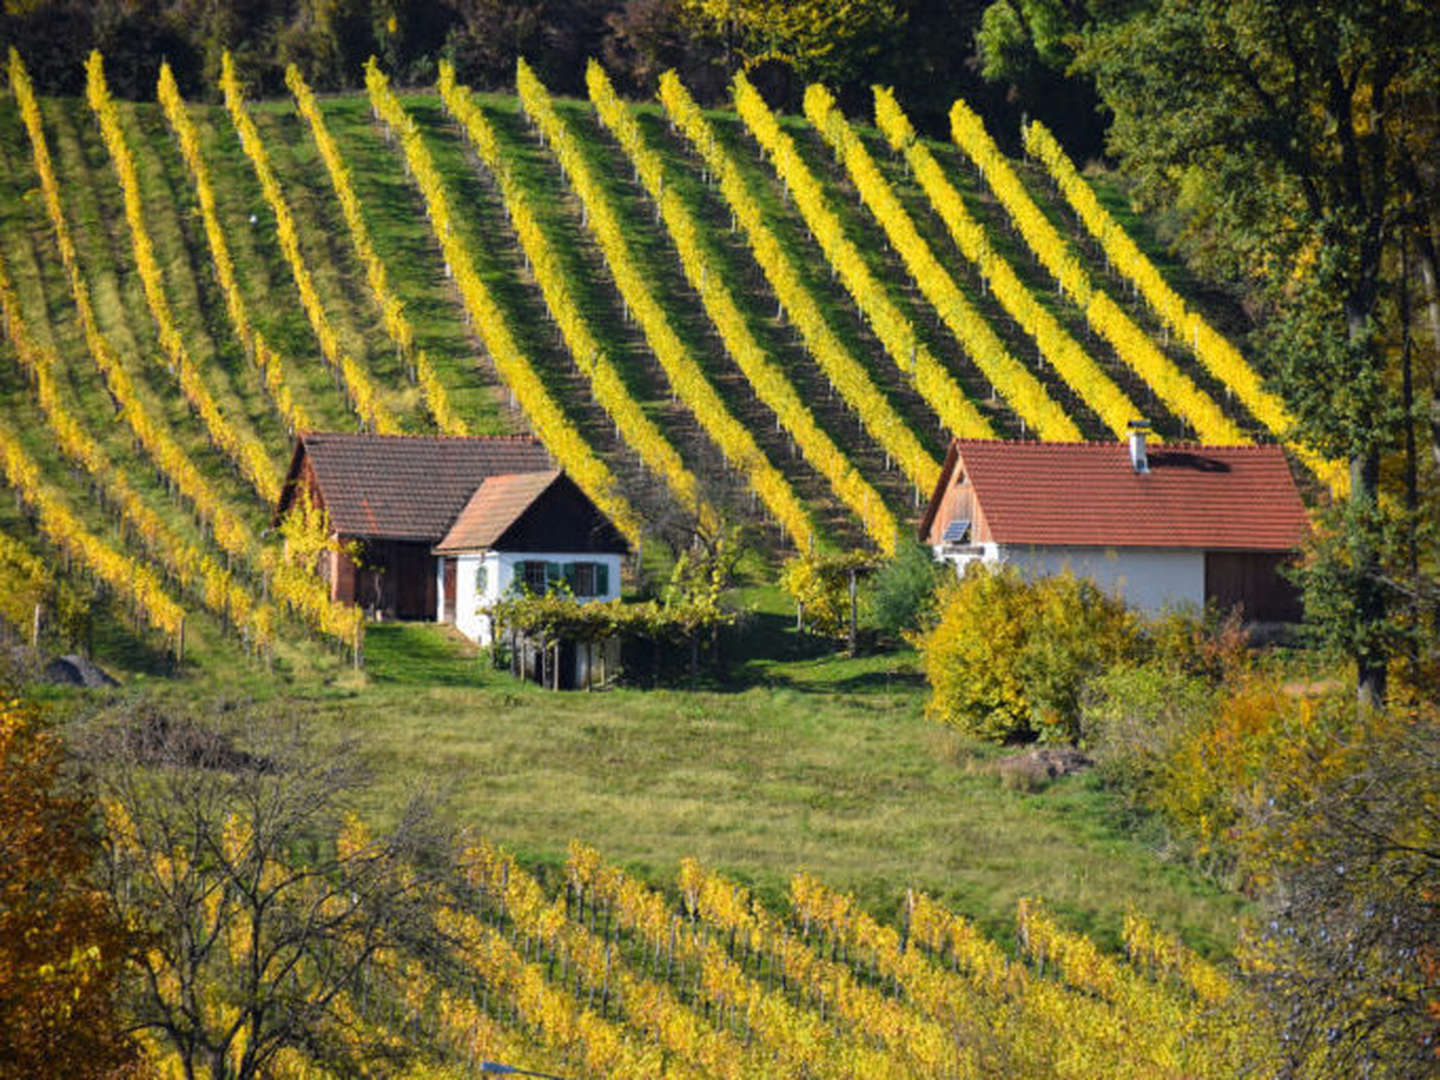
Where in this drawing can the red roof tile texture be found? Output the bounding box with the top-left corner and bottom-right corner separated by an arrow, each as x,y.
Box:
279,433 -> 553,541
434,471 -> 561,553
946,440 -> 1309,550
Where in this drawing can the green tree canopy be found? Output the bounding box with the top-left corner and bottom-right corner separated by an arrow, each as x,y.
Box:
1076,0 -> 1440,706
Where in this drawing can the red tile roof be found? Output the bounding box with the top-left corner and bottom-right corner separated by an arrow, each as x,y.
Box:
924,440 -> 1309,550
276,433 -> 552,541
434,471 -> 561,552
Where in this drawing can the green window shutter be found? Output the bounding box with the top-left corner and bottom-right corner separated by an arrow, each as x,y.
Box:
546,562 -> 562,591
596,562 -> 609,596
563,562 -> 578,592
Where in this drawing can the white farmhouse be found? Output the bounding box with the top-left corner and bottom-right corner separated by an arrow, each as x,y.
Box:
917,432 -> 1310,621
274,434 -> 630,686
434,468 -> 627,647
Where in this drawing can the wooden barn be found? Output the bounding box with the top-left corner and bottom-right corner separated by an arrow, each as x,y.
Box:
918,432 -> 1310,622
274,433 -> 555,619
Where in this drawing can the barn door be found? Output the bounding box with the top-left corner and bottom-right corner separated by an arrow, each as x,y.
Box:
442,558 -> 457,624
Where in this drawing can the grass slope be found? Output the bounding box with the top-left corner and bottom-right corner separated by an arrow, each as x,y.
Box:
63,618 -> 1245,962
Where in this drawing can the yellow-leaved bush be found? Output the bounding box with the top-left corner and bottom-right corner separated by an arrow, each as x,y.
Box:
918,564 -> 1138,742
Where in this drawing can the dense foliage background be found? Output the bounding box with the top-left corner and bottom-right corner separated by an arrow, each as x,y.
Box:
0,0 -> 1075,150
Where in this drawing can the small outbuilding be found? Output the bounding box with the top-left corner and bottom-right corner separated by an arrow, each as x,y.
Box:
433,468 -> 628,646
917,433 -> 1309,622
275,432 -> 594,620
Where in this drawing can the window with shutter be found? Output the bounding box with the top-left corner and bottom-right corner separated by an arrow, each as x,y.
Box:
522,561 -> 548,593
571,563 -> 596,596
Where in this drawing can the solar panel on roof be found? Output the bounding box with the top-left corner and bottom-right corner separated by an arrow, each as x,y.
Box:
942,518 -> 971,543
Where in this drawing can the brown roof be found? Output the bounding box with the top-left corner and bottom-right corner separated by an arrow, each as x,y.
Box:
434,470 -> 561,552
276,433 -> 552,541
434,470 -> 630,555
921,440 -> 1309,551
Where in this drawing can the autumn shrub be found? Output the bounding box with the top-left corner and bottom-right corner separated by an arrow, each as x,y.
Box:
917,564 -> 1140,742
0,700 -> 139,1078
1081,663 -> 1215,800
1149,676 -> 1305,860
778,550 -> 879,638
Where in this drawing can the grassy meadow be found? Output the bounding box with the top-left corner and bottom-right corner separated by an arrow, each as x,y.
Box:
39,604 -> 1247,963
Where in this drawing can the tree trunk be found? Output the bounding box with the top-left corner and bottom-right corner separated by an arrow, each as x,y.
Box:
1351,451 -> 1387,712
1348,300 -> 1388,712
847,569 -> 858,658
1409,229 -> 1440,471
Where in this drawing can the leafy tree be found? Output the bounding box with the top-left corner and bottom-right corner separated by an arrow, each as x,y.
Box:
0,699 -> 139,1079
868,538 -> 947,638
917,564 -> 1138,742
779,549 -> 880,652
680,0 -> 903,86
973,0 -> 1106,156
1076,0 -> 1440,709
80,705 -> 447,1080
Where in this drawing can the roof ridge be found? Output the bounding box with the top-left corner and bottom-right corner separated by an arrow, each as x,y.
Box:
300,431 -> 543,440
951,438 -> 1285,452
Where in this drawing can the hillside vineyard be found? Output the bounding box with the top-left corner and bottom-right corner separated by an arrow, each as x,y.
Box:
115,821 -> 1273,1078
0,48 -> 1338,661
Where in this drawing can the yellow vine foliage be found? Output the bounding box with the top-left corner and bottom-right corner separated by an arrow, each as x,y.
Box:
0,244 -> 275,651
517,59 -> 815,552
220,52 -> 399,435
364,58 -> 642,546
872,85 -> 1141,441
589,61 -> 897,553
733,70 -> 996,445
949,96 -> 1247,446
1022,119 -> 1347,493
155,62 -> 311,434
85,51 -> 281,505
436,62 -> 716,536
10,48 -> 257,563
658,70 -> 942,500
0,423 -> 185,639
286,64 -> 468,436
805,83 -> 1081,443
7,63 -> 354,651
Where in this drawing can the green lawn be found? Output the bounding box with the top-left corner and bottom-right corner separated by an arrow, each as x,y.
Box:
56,617 -> 1246,963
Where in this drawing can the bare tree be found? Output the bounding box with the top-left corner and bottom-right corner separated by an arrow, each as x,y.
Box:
77,705 -> 447,1080
1244,709 -> 1440,1079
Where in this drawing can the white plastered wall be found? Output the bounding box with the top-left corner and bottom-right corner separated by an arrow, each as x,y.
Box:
934,542 -> 1205,614
448,550 -> 623,645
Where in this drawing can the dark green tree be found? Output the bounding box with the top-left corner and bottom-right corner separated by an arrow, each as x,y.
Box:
1076,0 -> 1440,709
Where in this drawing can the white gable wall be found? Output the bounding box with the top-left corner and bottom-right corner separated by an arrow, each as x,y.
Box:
933,542 -> 1205,614
445,550 -> 623,645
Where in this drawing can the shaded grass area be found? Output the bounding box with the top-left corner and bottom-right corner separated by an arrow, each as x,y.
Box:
54,619 -> 1247,963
